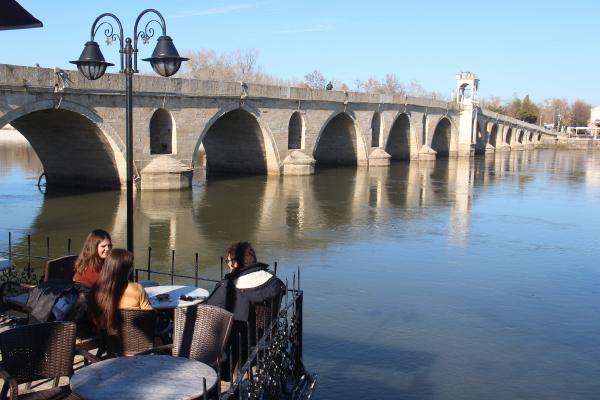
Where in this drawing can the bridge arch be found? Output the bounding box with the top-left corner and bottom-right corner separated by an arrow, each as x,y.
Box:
528,132 -> 534,142
192,104 -> 279,175
474,119 -> 487,155
313,112 -> 367,167
149,108 -> 175,154
0,99 -> 125,188
385,112 -> 411,160
431,116 -> 454,157
288,111 -> 304,150
421,114 -> 427,147
505,127 -> 513,144
488,124 -> 498,148
371,112 -> 382,147
518,130 -> 524,144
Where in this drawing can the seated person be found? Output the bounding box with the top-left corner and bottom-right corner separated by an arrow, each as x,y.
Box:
88,248 -> 152,333
206,241 -> 286,322
73,229 -> 112,288
206,241 -> 286,378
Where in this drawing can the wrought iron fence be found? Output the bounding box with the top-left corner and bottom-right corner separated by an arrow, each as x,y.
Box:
221,285 -> 317,400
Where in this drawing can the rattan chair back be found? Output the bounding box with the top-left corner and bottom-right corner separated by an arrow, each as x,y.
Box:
0,321 -> 76,383
173,304 -> 234,367
249,293 -> 282,345
104,309 -> 156,357
44,255 -> 77,282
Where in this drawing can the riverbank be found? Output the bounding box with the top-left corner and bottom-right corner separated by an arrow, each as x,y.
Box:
555,136 -> 600,149
0,125 -> 28,143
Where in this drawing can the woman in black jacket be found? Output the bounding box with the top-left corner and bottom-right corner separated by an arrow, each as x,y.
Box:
206,241 -> 285,322
205,241 -> 286,379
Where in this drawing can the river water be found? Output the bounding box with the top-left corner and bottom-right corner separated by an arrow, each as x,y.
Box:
1,133 -> 600,399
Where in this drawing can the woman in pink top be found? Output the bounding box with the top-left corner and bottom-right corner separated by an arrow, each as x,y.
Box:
73,229 -> 112,288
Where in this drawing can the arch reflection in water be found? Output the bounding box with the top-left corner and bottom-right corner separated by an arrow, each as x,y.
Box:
2,147 -> 506,275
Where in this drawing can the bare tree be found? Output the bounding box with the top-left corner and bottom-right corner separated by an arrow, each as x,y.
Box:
551,98 -> 572,127
303,70 -> 327,89
481,96 -> 505,113
180,49 -> 235,81
404,80 -> 428,97
232,49 -> 259,81
571,100 -> 591,127
332,80 -> 349,91
381,73 -> 403,95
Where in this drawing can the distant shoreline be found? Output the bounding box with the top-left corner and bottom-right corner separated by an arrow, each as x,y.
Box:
0,125 -> 28,143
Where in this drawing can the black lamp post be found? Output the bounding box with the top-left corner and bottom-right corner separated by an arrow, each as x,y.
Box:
71,9 -> 187,253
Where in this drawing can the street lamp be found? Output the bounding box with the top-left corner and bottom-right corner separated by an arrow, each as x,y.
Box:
71,9 -> 187,253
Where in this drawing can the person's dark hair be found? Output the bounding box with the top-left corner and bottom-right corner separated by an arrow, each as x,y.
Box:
226,241 -> 257,268
88,248 -> 132,332
74,229 -> 111,275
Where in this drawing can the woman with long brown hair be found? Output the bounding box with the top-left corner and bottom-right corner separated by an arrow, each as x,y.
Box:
73,229 -> 112,288
88,248 -> 152,332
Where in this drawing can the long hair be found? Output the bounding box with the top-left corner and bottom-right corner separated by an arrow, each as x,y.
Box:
74,229 -> 111,275
88,248 -> 132,332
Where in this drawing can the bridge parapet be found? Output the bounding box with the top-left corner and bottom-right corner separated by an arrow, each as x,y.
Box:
479,107 -> 555,136
0,64 -> 455,109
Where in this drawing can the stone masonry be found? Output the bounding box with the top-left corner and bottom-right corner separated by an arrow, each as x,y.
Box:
0,64 -> 554,190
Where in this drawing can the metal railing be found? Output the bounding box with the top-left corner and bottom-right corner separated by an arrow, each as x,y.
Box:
221,285 -> 316,399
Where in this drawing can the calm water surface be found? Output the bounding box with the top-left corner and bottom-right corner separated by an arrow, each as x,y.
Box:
1,136 -> 600,399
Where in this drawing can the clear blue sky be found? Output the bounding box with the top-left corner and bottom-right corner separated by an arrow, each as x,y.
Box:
3,0 -> 599,105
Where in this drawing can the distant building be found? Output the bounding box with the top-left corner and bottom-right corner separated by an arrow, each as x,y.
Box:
590,106 -> 600,127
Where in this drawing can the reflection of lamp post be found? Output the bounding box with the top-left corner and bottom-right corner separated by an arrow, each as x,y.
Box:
71,9 -> 187,252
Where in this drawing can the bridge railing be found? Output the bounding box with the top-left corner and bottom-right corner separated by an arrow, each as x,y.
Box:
1,63 -> 452,110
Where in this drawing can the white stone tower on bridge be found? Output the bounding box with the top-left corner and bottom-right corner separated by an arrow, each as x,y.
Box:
455,71 -> 479,156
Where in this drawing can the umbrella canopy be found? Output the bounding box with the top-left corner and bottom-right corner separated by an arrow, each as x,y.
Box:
0,0 -> 42,30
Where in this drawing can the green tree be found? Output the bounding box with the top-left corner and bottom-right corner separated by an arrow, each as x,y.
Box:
505,97 -> 522,118
518,95 -> 540,124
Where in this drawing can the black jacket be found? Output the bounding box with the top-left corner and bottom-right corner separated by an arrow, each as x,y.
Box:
26,281 -> 91,335
205,262 -> 286,322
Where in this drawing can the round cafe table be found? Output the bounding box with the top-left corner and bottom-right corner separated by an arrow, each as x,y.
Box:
144,285 -> 210,310
70,355 -> 217,400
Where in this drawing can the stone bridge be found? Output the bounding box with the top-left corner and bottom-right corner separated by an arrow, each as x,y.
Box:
0,65 -> 554,190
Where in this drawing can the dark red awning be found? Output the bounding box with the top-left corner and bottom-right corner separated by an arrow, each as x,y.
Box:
0,0 -> 43,31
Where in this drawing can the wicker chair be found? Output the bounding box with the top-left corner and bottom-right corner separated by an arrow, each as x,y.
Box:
0,321 -> 77,400
109,309 -> 157,357
80,309 -> 157,362
173,304 -> 234,369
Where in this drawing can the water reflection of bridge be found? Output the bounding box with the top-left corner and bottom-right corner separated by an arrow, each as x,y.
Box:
5,149 -> 582,274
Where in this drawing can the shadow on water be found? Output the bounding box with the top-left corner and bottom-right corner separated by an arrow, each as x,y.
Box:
305,332 -> 437,400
